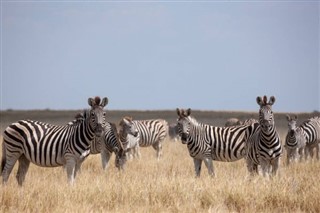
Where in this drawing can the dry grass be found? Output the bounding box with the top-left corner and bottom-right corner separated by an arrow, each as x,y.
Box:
1,137 -> 320,213
1,110 -> 320,212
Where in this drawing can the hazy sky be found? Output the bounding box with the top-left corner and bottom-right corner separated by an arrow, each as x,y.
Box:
1,1 -> 319,112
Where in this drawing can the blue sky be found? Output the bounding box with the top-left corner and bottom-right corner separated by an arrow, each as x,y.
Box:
1,1 -> 319,112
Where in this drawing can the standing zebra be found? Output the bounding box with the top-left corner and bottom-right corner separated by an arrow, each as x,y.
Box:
245,96 -> 282,177
285,115 -> 307,165
288,116 -> 320,161
303,117 -> 320,160
130,118 -> 168,160
1,96 -> 108,185
117,116 -> 139,166
176,108 -> 259,177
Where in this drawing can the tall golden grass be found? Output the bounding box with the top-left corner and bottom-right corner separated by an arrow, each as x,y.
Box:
1,135 -> 320,213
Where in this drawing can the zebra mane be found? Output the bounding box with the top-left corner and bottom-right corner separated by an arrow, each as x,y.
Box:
187,115 -> 201,126
119,116 -> 133,126
68,111 -> 87,126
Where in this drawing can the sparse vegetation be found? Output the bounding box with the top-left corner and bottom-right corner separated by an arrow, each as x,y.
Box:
1,110 -> 320,212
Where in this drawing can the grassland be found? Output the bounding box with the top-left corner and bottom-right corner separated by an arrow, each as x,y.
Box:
1,109 -> 320,213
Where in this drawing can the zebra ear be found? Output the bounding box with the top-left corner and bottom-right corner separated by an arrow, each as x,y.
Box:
123,117 -> 131,125
186,108 -> 191,116
256,96 -> 263,106
100,97 -> 108,107
293,114 -> 298,120
88,97 -> 95,107
286,114 -> 291,121
268,96 -> 276,105
176,108 -> 182,117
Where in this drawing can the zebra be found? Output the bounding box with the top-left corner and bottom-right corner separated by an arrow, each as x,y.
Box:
176,108 -> 259,177
294,116 -> 320,161
245,95 -> 282,177
1,96 -> 108,185
70,113 -> 129,170
225,118 -> 241,127
129,119 -> 168,160
285,114 -> 307,165
241,118 -> 259,125
117,116 -> 139,163
225,118 -> 258,127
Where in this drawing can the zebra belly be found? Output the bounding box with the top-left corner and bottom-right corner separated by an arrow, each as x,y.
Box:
22,144 -> 65,167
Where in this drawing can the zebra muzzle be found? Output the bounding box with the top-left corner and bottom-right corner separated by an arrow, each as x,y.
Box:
95,125 -> 104,137
181,133 -> 188,142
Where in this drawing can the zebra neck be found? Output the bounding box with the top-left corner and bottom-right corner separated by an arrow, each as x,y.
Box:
186,123 -> 207,144
79,111 -> 96,147
260,126 -> 279,144
119,130 -> 128,143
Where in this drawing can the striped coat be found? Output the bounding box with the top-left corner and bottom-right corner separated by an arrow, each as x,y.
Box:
176,108 -> 259,177
1,97 -> 108,185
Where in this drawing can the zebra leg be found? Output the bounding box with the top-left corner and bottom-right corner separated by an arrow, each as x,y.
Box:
65,156 -> 76,185
132,144 -> 141,159
126,149 -> 133,161
2,152 -> 21,185
246,158 -> 258,176
203,158 -> 214,177
271,157 -> 280,177
134,144 -> 141,159
298,147 -> 304,162
16,155 -> 30,186
260,159 -> 270,178
316,143 -> 320,161
101,149 -> 111,170
193,158 -> 202,177
152,142 -> 162,160
286,150 -> 290,166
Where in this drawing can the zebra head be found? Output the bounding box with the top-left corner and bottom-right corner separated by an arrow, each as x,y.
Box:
286,114 -> 298,136
88,96 -> 108,137
176,108 -> 192,144
118,116 -> 139,151
256,95 -> 276,132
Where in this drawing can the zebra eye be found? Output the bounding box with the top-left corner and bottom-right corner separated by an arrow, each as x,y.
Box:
91,112 -> 95,117
103,112 -> 106,116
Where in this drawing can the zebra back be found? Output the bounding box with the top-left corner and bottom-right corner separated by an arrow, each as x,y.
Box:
132,119 -> 168,147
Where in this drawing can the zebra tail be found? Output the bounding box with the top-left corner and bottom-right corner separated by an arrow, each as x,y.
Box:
1,142 -> 6,176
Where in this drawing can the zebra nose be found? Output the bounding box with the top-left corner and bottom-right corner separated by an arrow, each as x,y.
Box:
181,133 -> 188,141
95,124 -> 103,136
133,131 -> 138,137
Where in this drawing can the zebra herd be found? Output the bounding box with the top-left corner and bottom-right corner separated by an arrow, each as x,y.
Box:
1,95 -> 320,185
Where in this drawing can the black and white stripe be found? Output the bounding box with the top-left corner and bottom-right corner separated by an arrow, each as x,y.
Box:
176,108 -> 259,177
91,121 -> 124,170
116,116 -> 139,167
69,113 -> 126,170
245,96 -> 282,177
297,116 -> 320,160
285,115 -> 307,165
131,119 -> 168,159
1,97 -> 108,185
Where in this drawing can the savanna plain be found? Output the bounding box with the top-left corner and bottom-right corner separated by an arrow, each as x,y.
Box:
1,109 -> 320,213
